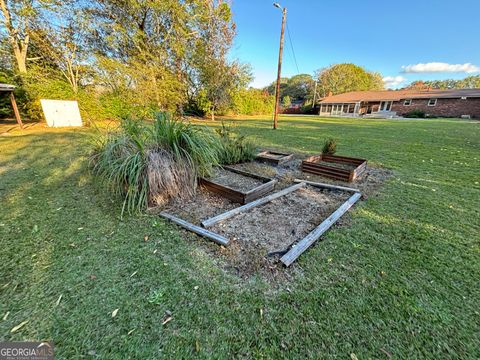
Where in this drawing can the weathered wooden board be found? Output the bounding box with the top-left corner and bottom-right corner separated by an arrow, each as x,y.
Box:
256,150 -> 294,165
199,178 -> 245,203
223,166 -> 272,182
294,179 -> 360,193
160,212 -> 229,246
202,182 -> 306,228
199,167 -> 277,204
302,154 -> 367,182
280,192 -> 362,266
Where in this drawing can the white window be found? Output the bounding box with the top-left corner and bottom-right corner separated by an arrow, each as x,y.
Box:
404,99 -> 412,106
428,99 -> 437,106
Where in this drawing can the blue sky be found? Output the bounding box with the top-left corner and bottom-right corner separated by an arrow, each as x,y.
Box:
230,0 -> 480,89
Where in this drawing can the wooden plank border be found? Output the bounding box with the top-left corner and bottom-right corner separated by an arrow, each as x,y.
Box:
256,150 -> 294,165
294,179 -> 360,193
302,154 -> 367,182
280,192 -> 362,266
160,212 -> 229,246
199,167 -> 277,204
202,182 -> 306,228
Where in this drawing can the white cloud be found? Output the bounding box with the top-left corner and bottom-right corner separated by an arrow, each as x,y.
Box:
401,62 -> 480,74
383,76 -> 407,88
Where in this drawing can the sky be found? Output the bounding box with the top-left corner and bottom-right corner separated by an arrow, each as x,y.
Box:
229,0 -> 480,89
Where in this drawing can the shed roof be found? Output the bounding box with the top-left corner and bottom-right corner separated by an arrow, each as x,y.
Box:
320,88 -> 480,104
0,83 -> 16,92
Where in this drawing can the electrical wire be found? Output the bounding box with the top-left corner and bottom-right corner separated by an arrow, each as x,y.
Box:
286,22 -> 300,74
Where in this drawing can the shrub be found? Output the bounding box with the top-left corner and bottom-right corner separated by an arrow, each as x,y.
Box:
215,122 -> 256,165
90,112 -> 222,215
322,138 -> 337,155
405,109 -> 426,118
231,88 -> 275,115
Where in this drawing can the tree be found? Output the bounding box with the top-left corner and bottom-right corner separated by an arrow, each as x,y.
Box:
85,0 -> 239,113
199,59 -> 251,120
315,63 -> 384,96
28,7 -> 89,94
265,74 -> 314,102
282,95 -> 291,108
404,76 -> 480,90
0,0 -> 63,73
231,88 -> 274,115
405,80 -> 428,90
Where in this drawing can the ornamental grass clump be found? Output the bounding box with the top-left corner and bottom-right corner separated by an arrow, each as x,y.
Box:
215,122 -> 256,165
90,112 -> 222,215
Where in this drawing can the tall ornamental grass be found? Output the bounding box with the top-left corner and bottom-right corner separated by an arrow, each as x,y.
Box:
90,113 -> 222,215
216,122 -> 256,165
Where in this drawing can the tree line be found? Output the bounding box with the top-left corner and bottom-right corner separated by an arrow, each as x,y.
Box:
403,76 -> 480,90
265,64 -> 384,110
2,1 -> 478,121
0,0 -> 275,120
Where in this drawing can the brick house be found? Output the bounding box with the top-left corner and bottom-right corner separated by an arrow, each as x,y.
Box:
318,89 -> 480,118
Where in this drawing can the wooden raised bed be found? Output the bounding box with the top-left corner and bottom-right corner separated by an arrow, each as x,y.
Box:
302,154 -> 367,182
199,166 -> 277,204
256,150 -> 294,165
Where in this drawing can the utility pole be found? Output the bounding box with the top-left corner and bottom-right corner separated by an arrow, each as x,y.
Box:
273,3 -> 286,130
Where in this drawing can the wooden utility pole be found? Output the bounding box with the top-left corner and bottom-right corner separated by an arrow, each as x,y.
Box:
312,80 -> 318,113
273,6 -> 286,130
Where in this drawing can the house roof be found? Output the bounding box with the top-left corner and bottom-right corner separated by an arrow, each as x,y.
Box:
320,88 -> 480,104
0,83 -> 16,92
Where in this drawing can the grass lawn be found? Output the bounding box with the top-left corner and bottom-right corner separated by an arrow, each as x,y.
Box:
1,116 -> 479,358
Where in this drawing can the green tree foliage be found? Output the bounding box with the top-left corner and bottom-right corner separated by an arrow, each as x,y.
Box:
1,0 -> 252,121
282,95 -> 291,108
265,74 -> 314,102
0,0 -> 68,73
315,63 -> 384,96
404,76 -> 480,90
231,88 -> 275,115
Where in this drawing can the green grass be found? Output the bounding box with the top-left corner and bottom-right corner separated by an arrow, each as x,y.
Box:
1,116 -> 479,358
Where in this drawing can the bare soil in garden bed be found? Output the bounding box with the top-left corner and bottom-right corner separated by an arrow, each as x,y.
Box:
229,158 -> 392,199
208,168 -> 264,192
313,160 -> 358,171
162,189 -> 238,224
210,186 -> 350,276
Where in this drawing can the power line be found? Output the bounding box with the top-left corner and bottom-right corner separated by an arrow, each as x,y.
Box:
286,22 -> 300,74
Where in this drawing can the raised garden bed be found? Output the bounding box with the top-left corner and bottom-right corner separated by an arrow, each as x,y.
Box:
302,154 -> 367,182
256,150 -> 294,165
199,166 -> 277,204
202,181 -> 360,267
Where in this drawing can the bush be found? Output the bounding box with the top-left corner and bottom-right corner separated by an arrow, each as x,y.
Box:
322,138 -> 337,155
231,88 -> 275,115
90,112 -> 222,215
215,122 -> 256,165
405,109 -> 426,118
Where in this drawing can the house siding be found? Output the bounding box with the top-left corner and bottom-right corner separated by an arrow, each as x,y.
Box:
392,98 -> 480,118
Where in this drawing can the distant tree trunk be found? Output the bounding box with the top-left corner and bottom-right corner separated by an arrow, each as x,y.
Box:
0,0 -> 29,73
210,105 -> 215,121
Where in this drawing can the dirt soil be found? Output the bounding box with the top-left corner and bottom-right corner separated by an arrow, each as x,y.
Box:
230,157 -> 391,200
162,189 -> 238,224
210,186 -> 349,275
207,168 -> 264,192
313,160 -> 358,171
